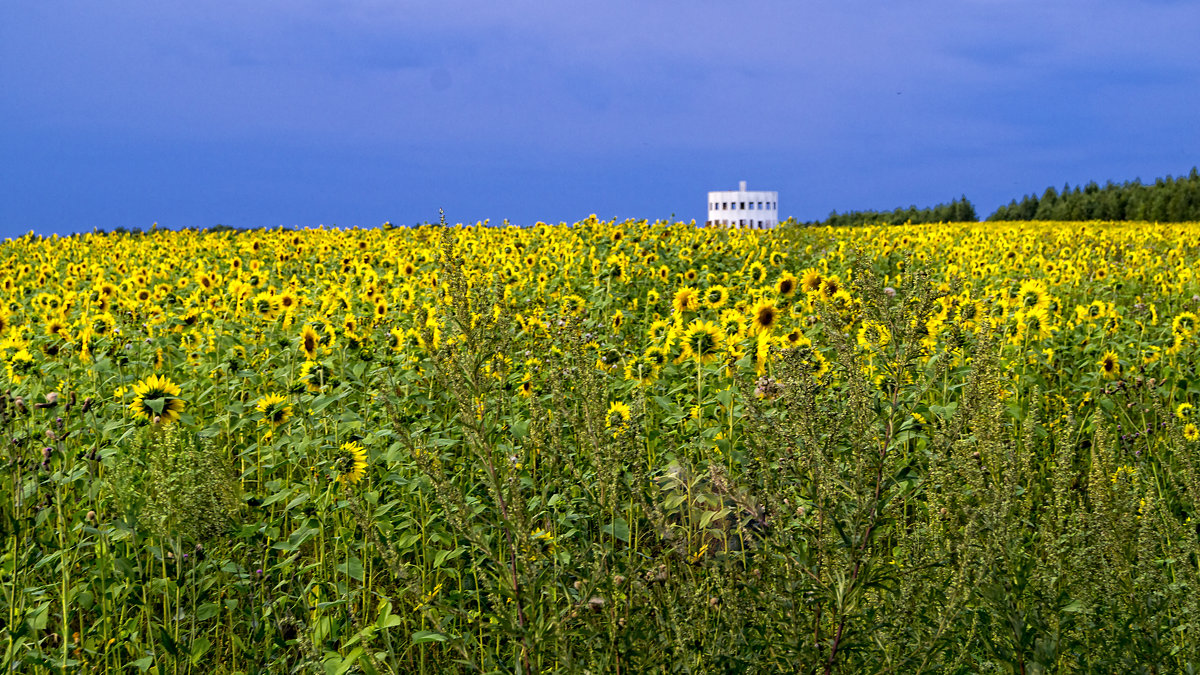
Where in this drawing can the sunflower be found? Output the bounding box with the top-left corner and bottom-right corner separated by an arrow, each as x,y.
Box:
1018,307 -> 1054,342
1175,402 -> 1193,420
1098,350 -> 1121,379
252,292 -> 282,321
704,285 -> 729,310
297,359 -> 332,392
605,401 -> 632,437
800,269 -> 823,295
88,312 -> 116,337
857,321 -> 891,350
5,349 -> 34,384
128,374 -> 186,424
776,272 -> 798,298
749,300 -> 779,335
279,292 -> 301,315
643,344 -> 670,370
561,294 -> 587,315
818,276 -> 842,302
1185,423 -> 1200,443
44,315 -> 70,339
719,308 -> 746,339
680,320 -> 725,365
1173,312 -> 1197,337
672,286 -> 700,314
623,355 -> 657,385
1017,279 -> 1050,312
255,393 -> 292,429
749,261 -> 768,285
336,441 -> 368,486
300,324 -> 320,359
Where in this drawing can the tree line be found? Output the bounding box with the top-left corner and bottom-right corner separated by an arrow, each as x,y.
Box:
802,196 -> 978,228
987,167 -> 1200,222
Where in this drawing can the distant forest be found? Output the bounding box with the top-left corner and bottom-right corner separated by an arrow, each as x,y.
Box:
802,196 -> 978,227
987,168 -> 1200,222
802,167 -> 1200,226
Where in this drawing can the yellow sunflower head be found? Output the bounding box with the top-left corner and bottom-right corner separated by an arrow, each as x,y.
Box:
255,393 -> 292,429
336,441 -> 368,486
1098,350 -> 1120,379
128,374 -> 186,424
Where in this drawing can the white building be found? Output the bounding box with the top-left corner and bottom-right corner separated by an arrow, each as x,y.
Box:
707,180 -> 778,228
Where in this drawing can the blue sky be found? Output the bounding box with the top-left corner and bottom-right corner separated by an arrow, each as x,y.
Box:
2,1 -> 1198,237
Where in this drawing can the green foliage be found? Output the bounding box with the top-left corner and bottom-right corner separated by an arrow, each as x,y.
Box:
805,196 -> 978,228
989,167 -> 1200,222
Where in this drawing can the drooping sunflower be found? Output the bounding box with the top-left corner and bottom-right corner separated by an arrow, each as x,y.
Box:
680,320 -> 725,365
128,374 -> 186,424
749,300 -> 779,335
300,324 -> 320,360
255,393 -> 292,429
336,441 -> 368,486
1098,350 -> 1121,379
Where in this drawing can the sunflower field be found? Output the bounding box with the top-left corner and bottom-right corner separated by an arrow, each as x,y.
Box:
4,218 -> 1200,673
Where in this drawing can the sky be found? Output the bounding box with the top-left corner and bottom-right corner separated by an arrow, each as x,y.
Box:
2,0 -> 1198,237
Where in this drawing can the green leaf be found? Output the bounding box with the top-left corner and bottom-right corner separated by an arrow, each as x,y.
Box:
433,546 -> 464,568
411,630 -> 448,645
131,656 -> 154,672
337,557 -> 364,582
196,603 -> 220,621
189,637 -> 212,664
601,518 -> 630,543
